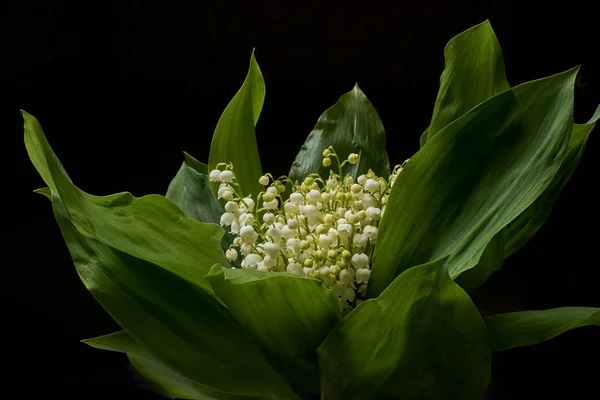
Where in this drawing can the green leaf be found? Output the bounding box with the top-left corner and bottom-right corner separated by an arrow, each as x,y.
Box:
183,151 -> 208,175
368,68 -> 578,298
318,256 -> 490,400
166,156 -> 236,263
84,331 -> 251,399
503,104 -> 600,258
23,110 -> 228,293
484,307 -> 600,352
454,230 -> 505,293
209,50 -> 264,198
206,265 -> 341,397
33,187 -> 52,200
167,162 -> 225,225
289,83 -> 390,182
422,20 -> 509,146
51,194 -> 294,398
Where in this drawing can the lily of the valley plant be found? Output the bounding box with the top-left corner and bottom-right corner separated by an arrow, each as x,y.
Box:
24,21 -> 599,400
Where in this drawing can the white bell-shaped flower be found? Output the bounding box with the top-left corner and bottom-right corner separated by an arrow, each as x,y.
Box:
351,253 -> 369,269
240,225 -> 258,244
225,248 -> 238,261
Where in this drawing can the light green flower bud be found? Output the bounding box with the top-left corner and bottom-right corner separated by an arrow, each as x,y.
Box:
348,153 -> 359,164
322,157 -> 332,167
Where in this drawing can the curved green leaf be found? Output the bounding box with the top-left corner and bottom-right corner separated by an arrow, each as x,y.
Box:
183,151 -> 208,175
454,230 -> 505,293
318,256 -> 490,400
23,111 -> 228,293
84,331 -> 252,399
368,68 -> 577,298
207,265 -> 340,397
289,84 -> 390,182
51,195 -> 294,398
33,187 -> 52,200
167,162 -> 225,225
422,20 -> 509,146
484,307 -> 600,352
503,104 -> 600,258
209,50 -> 264,198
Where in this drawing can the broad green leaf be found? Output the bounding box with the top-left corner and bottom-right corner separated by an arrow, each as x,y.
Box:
209,51 -> 264,198
166,157 -> 236,262
52,194 -> 294,398
368,68 -> 577,298
484,307 -> 600,352
184,151 -> 208,175
289,84 -> 390,182
167,162 -> 225,225
318,256 -> 490,400
84,331 -> 251,399
503,104 -> 600,258
206,265 -> 341,397
422,20 -> 509,146
454,230 -> 505,293
23,111 -> 228,293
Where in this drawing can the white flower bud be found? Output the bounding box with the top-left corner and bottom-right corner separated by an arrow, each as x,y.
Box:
243,253 -> 262,268
231,220 -> 240,233
267,186 -> 278,195
222,191 -> 234,201
267,226 -> 283,240
286,263 -> 303,275
238,213 -> 254,226
356,268 -> 371,283
224,201 -> 238,212
351,253 -> 369,269
257,263 -> 270,272
240,225 -> 258,244
225,248 -> 238,261
264,199 -> 279,210
287,238 -> 301,253
327,178 -> 338,188
345,176 -> 354,187
263,213 -> 275,225
218,184 -> 232,198
243,197 -> 255,210
321,192 -> 330,203
351,183 -> 362,194
361,193 -> 376,208
353,233 -> 368,248
342,286 -> 356,302
290,192 -> 304,204
284,202 -> 300,214
357,174 -> 367,185
337,223 -> 353,237
318,234 -> 333,249
220,212 -> 235,226
209,169 -> 221,182
263,254 -> 278,268
240,243 -> 253,256
219,170 -> 234,182
301,205 -> 320,217
281,225 -> 296,240
363,225 -> 378,240
339,267 -> 355,283
287,219 -> 299,229
263,242 -> 281,257
307,189 -> 322,203
259,175 -> 269,185
336,207 -> 347,218
364,178 -> 380,193
366,207 -> 381,220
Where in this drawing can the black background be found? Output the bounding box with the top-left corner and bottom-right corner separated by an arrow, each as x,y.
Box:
2,1 -> 598,399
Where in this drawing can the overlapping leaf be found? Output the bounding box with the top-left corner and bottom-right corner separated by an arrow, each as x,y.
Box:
421,20 -> 509,146
369,68 -> 577,298
207,266 -> 340,397
23,111 -> 228,293
318,256 -> 490,400
84,331 -> 253,399
50,194 -> 294,398
209,51 -> 264,198
503,105 -> 600,257
289,84 -> 390,182
484,307 -> 600,351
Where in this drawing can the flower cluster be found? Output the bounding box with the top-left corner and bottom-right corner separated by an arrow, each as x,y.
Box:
210,148 -> 406,312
